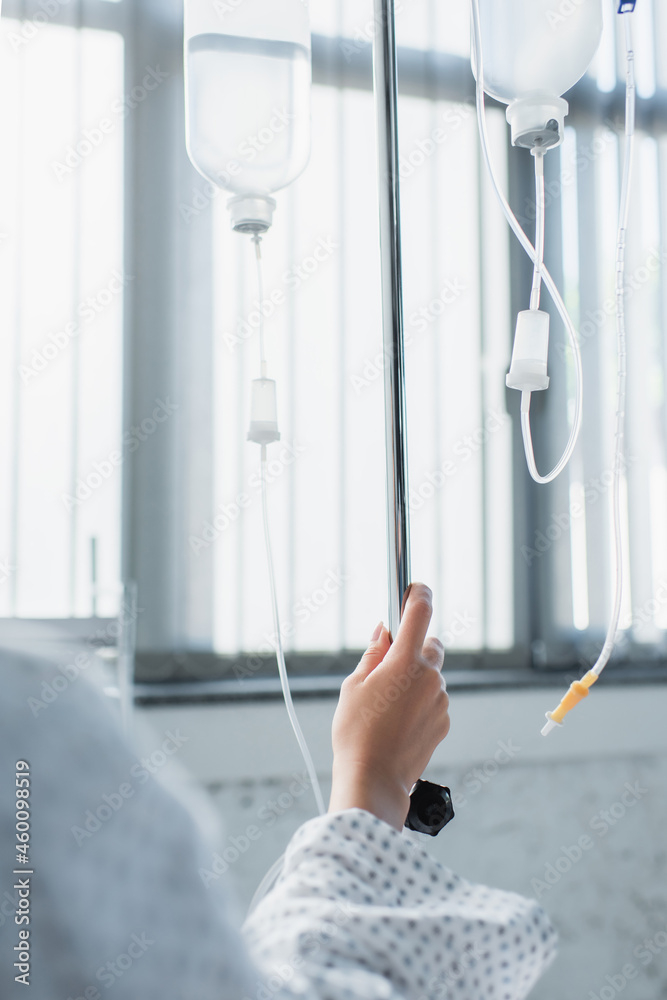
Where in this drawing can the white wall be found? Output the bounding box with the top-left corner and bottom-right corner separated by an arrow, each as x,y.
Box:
137,683 -> 667,1000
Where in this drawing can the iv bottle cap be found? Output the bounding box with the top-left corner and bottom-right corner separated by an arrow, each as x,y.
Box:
506,96 -> 568,149
228,195 -> 277,235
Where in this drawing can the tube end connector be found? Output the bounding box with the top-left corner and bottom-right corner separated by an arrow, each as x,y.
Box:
541,715 -> 561,737
540,671 -> 599,735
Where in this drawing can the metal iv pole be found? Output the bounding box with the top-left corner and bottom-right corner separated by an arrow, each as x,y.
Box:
372,0 -> 411,639
371,0 -> 455,837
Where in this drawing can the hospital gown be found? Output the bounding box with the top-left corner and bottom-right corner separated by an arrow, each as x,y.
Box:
0,654 -> 557,1000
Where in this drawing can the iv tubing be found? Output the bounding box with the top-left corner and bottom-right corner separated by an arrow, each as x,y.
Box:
247,851 -> 287,917
259,445 -> 326,816
591,9 -> 635,680
541,11 -> 636,735
530,149 -> 545,312
253,235 -> 268,378
244,240 -> 325,917
248,450 -> 323,913
249,237 -> 325,813
471,0 -> 584,485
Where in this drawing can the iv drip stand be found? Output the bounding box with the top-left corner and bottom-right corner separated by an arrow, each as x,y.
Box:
372,0 -> 411,639
371,1 -> 455,836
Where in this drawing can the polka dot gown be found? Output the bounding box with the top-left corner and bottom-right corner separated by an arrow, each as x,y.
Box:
0,657 -> 557,1000
244,812 -> 557,1000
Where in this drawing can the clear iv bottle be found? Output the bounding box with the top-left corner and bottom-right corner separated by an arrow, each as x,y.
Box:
185,0 -> 312,233
474,0 -> 602,148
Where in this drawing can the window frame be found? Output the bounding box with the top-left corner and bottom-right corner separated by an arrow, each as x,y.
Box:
2,0 -> 667,699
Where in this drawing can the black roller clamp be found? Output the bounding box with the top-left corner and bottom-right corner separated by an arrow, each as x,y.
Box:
404,780 -> 455,836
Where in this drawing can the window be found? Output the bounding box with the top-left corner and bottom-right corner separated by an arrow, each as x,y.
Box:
2,0 -> 666,690
202,0 -> 667,681
0,0 -> 125,620
528,0 -> 667,670
210,6 -> 514,666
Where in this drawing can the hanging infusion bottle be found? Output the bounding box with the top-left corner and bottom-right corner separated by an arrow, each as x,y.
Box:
473,0 -> 602,148
184,0 -> 312,234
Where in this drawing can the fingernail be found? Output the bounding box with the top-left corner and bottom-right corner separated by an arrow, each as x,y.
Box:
400,583 -> 413,617
371,621 -> 383,642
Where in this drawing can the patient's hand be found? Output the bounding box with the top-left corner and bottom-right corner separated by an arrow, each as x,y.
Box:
329,583 -> 450,831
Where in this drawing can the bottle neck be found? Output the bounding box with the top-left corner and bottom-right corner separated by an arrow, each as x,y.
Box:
505,96 -> 569,150
227,194 -> 277,234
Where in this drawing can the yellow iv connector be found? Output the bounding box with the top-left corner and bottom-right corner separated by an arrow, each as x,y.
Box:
541,670 -> 599,736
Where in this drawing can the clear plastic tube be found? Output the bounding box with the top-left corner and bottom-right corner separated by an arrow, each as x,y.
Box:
244,242 -> 325,916
247,850 -> 287,916
253,235 -> 268,378
540,9 -> 635,734
259,451 -> 326,814
590,11 -> 635,678
530,149 -> 545,312
471,0 -> 584,485
249,236 -> 324,814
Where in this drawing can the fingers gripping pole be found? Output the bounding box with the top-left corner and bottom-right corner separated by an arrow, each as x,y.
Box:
372,1 -> 453,838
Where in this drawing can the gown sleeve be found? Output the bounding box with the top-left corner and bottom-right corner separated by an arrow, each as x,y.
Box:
243,809 -> 558,1000
0,656 -> 556,1000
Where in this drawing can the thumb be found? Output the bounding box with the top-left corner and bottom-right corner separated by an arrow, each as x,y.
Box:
355,623 -> 391,680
